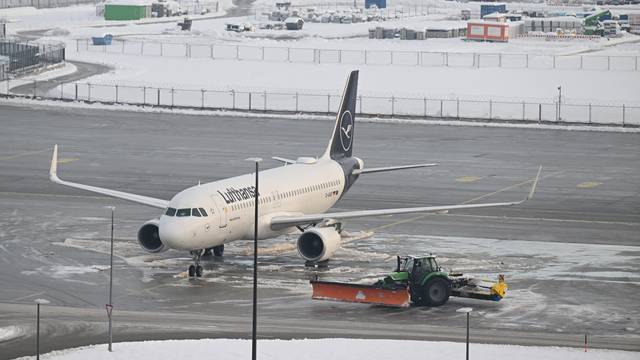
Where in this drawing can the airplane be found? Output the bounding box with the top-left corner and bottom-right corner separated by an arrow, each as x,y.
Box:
49,70 -> 541,277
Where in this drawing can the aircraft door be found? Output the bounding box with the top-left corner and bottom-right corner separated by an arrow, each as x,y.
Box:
210,195 -> 228,228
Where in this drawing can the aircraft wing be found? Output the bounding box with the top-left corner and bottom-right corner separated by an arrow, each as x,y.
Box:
271,167 -> 541,230
49,145 -> 169,209
353,163 -> 437,175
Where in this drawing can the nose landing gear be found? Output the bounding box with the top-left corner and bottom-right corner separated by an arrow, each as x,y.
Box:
188,249 -> 205,278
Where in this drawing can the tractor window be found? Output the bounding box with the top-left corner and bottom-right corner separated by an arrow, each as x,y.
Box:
401,258 -> 414,272
165,207 -> 177,216
428,258 -> 438,272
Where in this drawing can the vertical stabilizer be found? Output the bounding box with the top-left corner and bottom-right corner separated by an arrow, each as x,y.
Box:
322,70 -> 359,160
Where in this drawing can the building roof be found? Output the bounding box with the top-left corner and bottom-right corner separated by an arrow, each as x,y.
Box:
467,20 -> 509,26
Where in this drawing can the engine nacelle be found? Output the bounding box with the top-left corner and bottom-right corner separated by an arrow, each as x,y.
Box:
297,227 -> 341,262
137,219 -> 168,253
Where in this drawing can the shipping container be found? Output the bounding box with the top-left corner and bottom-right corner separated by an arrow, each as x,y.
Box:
480,3 -> 506,18
104,3 -> 151,20
467,21 -> 509,42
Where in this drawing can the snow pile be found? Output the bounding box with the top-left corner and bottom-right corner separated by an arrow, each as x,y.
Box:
0,325 -> 26,342
12,338 -> 638,360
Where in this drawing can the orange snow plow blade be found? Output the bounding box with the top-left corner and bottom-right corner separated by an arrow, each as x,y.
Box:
311,280 -> 411,308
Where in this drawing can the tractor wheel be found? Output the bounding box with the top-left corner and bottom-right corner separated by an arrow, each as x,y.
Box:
422,277 -> 451,307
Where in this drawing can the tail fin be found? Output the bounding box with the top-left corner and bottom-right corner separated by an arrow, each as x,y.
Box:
322,70 -> 358,160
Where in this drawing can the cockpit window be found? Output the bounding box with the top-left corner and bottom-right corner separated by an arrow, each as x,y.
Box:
176,208 -> 191,217
199,208 -> 208,216
192,208 -> 201,217
165,207 -> 177,216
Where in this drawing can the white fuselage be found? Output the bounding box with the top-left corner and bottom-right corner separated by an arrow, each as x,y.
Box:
158,158 -> 347,250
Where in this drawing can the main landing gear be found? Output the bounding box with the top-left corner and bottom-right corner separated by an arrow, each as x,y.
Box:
188,245 -> 225,278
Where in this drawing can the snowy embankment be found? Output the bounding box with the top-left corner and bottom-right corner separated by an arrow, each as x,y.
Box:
12,338 -> 639,360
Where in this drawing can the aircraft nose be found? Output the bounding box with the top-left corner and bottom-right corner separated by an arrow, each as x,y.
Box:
159,218 -> 191,250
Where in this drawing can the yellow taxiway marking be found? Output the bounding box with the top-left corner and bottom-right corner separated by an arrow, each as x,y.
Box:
366,170 -> 565,233
0,148 -> 50,161
456,176 -> 484,183
577,181 -> 602,189
58,157 -> 79,164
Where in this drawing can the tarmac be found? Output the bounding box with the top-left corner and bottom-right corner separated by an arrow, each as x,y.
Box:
0,103 -> 638,358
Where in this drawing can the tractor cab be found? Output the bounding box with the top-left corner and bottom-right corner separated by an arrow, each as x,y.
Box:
396,255 -> 443,281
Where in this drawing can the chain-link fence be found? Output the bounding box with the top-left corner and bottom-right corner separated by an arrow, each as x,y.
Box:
0,40 -> 65,74
4,80 -> 637,126
75,39 -> 640,72
0,0 -> 95,8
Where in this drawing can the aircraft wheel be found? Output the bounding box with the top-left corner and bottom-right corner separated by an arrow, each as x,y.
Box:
195,265 -> 203,277
188,265 -> 196,277
213,245 -> 224,257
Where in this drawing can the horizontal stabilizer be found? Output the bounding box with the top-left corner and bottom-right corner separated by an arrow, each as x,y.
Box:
272,156 -> 296,165
353,163 -> 437,175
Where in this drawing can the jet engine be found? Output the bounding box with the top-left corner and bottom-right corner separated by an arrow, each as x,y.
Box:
137,219 -> 168,253
297,227 -> 341,262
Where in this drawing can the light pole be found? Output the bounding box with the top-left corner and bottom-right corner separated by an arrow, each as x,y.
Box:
246,157 -> 262,360
457,307 -> 473,360
105,205 -> 115,352
34,298 -> 50,360
557,86 -> 562,121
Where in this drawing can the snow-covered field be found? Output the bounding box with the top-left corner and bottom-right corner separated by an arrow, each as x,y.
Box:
12,338 -> 639,360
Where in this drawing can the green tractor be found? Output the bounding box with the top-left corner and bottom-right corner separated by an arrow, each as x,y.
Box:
377,255 -> 451,306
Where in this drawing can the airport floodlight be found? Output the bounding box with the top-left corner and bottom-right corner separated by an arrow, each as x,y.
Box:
105,206 -> 115,352
457,307 -> 473,360
246,157 -> 261,360
34,298 -> 50,360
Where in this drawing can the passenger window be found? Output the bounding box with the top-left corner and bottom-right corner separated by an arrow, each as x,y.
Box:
199,208 -> 208,216
192,208 -> 202,217
176,208 -> 191,217
165,207 -> 177,216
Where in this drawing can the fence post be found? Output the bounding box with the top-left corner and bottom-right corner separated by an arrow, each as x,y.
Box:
588,103 -> 591,124
607,56 -> 610,71
122,40 -> 125,54
263,90 -> 267,111
236,45 -> 239,60
538,104 -> 541,123
327,94 -> 331,114
390,51 -> 394,65
76,39 -> 79,52
157,88 -> 160,106
358,95 -> 362,114
287,47 -> 290,62
391,96 -> 395,116
440,99 -> 443,117
140,41 -> 144,55
201,89 -> 205,109
232,90 -> 236,109
445,52 -> 449,67
580,55 -> 583,70
499,53 -> 502,68
489,99 -> 492,120
210,44 -> 214,59
60,82 -> 63,100
526,53 -> 529,68
88,83 -> 91,102
456,98 -> 460,119
261,46 -> 265,61
115,84 -> 118,103
522,101 -> 525,121
171,88 -> 174,108
75,83 -> 78,100
33,80 -> 37,99
295,92 -> 299,112
143,86 -> 146,104
423,97 -> 427,117
416,51 -> 419,66
249,92 -> 252,110
160,42 -> 163,56
636,56 -> 638,71
338,49 -> 342,64
364,50 -> 367,65
622,104 -> 625,127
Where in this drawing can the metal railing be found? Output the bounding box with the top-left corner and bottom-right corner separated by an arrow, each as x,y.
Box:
75,39 -> 640,72
0,40 -> 65,74
4,80 -> 638,127
0,0 -> 96,8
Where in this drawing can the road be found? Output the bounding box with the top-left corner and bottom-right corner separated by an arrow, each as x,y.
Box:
0,103 -> 638,358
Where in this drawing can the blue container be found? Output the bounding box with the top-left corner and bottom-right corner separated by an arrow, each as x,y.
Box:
365,0 -> 386,9
92,34 -> 113,46
481,4 -> 506,18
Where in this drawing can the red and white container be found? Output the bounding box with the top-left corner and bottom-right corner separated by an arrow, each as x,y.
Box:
466,21 -> 509,42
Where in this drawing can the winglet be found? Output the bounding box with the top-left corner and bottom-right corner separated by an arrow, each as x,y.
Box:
527,166 -> 542,201
49,144 -> 60,183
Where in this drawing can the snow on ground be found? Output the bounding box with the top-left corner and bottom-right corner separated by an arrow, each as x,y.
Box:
59,53 -> 640,105
12,338 -> 639,360
0,325 -> 26,342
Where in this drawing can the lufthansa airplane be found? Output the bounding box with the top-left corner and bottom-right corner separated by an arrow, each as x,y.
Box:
50,70 -> 541,277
